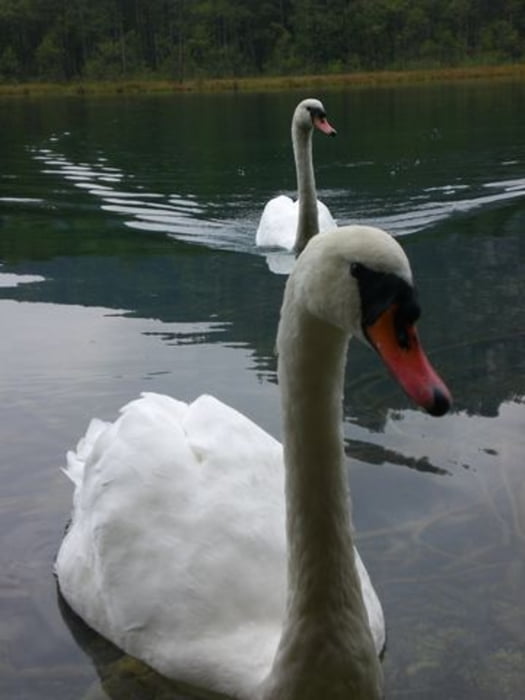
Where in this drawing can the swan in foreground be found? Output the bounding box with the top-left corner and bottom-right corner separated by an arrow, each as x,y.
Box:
56,225 -> 451,700
256,98 -> 337,253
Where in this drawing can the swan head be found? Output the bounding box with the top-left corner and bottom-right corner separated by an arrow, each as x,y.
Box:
293,98 -> 337,137
287,225 -> 452,416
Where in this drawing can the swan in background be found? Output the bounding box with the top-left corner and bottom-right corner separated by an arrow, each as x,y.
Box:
256,98 -> 337,253
56,225 -> 451,700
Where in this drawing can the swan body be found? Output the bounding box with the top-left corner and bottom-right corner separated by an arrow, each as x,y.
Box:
256,194 -> 335,251
256,98 -> 336,253
56,225 -> 451,699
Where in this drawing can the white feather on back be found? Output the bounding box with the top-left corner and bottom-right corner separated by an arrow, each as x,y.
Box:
56,392 -> 287,695
256,195 -> 335,250
56,387 -> 385,696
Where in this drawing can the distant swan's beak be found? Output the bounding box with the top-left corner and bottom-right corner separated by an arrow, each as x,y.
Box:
314,116 -> 337,137
365,306 -> 452,417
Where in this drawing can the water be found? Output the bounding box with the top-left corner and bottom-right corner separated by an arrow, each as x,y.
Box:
1,82 -> 524,699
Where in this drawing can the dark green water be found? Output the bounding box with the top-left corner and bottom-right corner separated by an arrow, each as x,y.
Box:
1,83 -> 524,699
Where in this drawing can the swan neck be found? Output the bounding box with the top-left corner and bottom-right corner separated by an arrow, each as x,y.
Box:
264,304 -> 381,698
278,311 -> 358,611
292,123 -> 318,253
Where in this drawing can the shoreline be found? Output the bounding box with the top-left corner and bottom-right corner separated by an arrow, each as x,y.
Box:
1,63 -> 525,98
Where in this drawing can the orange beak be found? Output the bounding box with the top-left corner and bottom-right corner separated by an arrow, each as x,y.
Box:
313,115 -> 337,136
365,306 -> 452,417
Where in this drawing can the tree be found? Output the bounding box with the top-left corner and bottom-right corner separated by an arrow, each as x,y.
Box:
0,0 -> 523,82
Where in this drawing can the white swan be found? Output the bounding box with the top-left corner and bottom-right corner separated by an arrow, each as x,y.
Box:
256,98 -> 337,253
56,225 -> 451,700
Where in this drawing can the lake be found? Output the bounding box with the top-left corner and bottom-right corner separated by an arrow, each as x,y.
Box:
1,82 -> 524,699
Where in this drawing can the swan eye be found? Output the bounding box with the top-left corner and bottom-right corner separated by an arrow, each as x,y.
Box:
351,263 -> 420,341
393,297 -> 420,349
350,262 -> 363,277
306,105 -> 327,120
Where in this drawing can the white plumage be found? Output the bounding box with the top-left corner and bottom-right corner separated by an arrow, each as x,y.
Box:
256,194 -> 335,251
56,226 -> 451,699
57,390 -> 383,697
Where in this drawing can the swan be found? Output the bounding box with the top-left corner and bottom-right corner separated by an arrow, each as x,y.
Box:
55,225 -> 451,700
256,98 -> 337,253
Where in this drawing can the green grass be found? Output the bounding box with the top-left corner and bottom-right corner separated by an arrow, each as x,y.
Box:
1,63 -> 525,98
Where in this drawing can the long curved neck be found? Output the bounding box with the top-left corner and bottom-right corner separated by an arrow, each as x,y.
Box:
261,296 -> 382,699
292,123 -> 319,254
279,310 -> 353,609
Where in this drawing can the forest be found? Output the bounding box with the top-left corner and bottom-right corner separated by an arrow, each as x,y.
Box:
1,0 -> 524,83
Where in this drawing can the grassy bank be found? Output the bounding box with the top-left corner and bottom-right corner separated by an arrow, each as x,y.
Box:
1,63 -> 525,98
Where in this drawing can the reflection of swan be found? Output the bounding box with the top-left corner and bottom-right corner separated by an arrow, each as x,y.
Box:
56,226 -> 451,700
256,98 -> 336,253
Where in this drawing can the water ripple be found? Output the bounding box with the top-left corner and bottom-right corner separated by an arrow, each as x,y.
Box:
349,175 -> 525,237
30,143 -> 228,250
0,271 -> 45,288
30,142 -> 525,266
